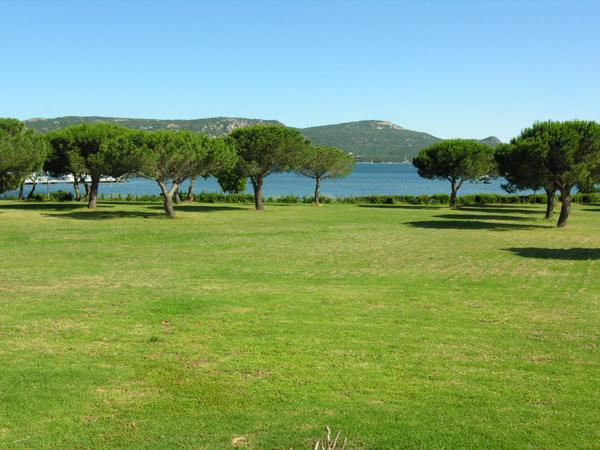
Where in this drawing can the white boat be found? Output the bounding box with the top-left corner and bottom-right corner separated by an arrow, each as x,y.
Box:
400,153 -> 412,164
24,175 -> 59,184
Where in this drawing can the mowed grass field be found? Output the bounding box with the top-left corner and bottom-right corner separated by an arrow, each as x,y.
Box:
0,200 -> 599,449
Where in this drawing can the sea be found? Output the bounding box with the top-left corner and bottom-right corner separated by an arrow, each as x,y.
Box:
2,163 -> 524,199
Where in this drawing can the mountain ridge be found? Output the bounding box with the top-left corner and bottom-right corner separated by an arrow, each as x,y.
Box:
24,116 -> 502,162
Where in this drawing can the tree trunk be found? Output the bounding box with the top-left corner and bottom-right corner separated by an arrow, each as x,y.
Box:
18,180 -> 25,200
544,187 -> 555,220
556,189 -> 571,228
27,181 -> 38,199
174,187 -> 182,204
449,181 -> 458,208
82,179 -> 90,200
186,177 -> 196,202
73,180 -> 81,201
314,177 -> 321,205
87,176 -> 100,208
251,175 -> 264,211
158,180 -> 178,218
163,192 -> 176,218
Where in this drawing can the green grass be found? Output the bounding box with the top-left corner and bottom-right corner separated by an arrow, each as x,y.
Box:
1,201 -> 599,449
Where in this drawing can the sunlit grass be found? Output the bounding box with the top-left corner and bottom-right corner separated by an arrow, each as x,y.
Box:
1,200 -> 599,449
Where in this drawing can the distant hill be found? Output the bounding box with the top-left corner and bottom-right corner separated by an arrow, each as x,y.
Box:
478,136 -> 503,147
24,116 -> 501,162
300,120 -> 501,162
24,116 -> 282,136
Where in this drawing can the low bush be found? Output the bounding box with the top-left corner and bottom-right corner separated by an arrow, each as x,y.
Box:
50,190 -> 73,201
5,190 -> 600,206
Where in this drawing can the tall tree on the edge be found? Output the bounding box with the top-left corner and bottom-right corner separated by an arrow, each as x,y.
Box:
507,120 -> 600,228
0,118 -> 48,196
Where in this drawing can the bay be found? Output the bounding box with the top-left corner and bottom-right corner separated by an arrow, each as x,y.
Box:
2,163 -> 526,199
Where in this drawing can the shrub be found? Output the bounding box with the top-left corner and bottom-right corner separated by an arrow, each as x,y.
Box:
49,190 -> 73,201
18,190 -> 599,206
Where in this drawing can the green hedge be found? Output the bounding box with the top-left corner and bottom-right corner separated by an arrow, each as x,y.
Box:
5,191 -> 600,205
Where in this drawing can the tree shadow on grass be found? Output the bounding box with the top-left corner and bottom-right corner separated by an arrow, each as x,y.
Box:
435,213 -> 533,222
505,247 -> 600,260
460,206 -> 543,215
406,220 -> 549,231
358,204 -> 443,210
148,204 -> 249,213
43,210 -> 162,220
96,200 -> 159,206
0,202 -> 110,211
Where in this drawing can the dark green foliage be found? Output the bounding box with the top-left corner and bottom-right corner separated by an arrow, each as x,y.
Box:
296,145 -> 355,204
230,125 -> 308,176
413,139 -> 496,206
0,118 -> 25,136
0,118 -> 48,193
44,123 -> 145,207
44,129 -> 74,177
229,125 -> 309,210
495,142 -> 551,193
19,191 -> 599,206
18,189 -> 74,203
141,131 -> 236,183
67,124 -> 139,178
50,190 -> 74,201
216,162 -> 247,194
506,120 -> 600,227
139,130 -> 237,217
297,146 -> 355,180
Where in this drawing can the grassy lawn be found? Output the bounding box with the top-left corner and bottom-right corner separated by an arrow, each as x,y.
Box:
0,200 -> 599,449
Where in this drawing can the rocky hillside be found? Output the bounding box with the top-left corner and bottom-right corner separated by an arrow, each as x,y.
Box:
24,116 -> 501,162
24,116 -> 282,136
300,120 -> 501,161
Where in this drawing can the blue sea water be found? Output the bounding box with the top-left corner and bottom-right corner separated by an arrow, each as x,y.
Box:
2,163 -> 524,199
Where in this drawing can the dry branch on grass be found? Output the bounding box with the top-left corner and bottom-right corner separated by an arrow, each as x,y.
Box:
312,426 -> 352,450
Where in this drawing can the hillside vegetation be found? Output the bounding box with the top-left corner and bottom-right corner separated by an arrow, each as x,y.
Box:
25,116 -> 282,136
25,116 -> 501,162
301,120 -> 501,161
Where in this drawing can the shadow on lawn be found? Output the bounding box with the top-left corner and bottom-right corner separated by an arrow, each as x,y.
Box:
148,204 -> 249,212
505,247 -> 600,260
407,220 -> 548,231
435,213 -> 532,222
0,202 -> 107,211
43,210 -> 162,220
460,206 -> 543,215
358,204 -> 442,210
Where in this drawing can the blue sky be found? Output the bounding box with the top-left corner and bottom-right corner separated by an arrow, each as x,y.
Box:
1,0 -> 599,141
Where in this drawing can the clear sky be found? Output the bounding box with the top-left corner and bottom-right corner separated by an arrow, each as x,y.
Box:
1,0 -> 599,141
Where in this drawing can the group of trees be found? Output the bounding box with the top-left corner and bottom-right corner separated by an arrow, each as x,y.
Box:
3,117 -> 600,228
496,120 -> 600,227
413,120 -> 600,228
0,120 -> 356,217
